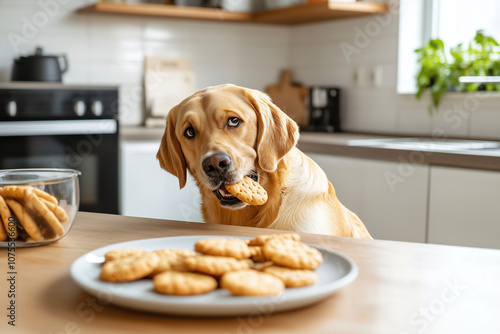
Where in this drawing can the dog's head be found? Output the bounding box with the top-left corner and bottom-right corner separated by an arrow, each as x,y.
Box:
157,84 -> 299,210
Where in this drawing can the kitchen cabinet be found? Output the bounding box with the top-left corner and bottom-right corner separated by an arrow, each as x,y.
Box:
120,137 -> 500,248
120,141 -> 203,222
428,166 -> 500,249
306,153 -> 429,243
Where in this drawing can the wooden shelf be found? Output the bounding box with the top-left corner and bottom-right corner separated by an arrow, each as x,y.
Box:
256,1 -> 388,24
78,1 -> 388,25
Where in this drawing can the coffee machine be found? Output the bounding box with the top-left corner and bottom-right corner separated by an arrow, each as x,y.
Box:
303,86 -> 341,132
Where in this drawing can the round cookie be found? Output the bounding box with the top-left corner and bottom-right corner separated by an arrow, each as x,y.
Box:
248,233 -> 301,246
152,248 -> 196,274
221,269 -> 285,296
184,255 -> 252,276
225,176 -> 267,206
195,238 -> 251,259
104,249 -> 151,263
261,265 -> 317,288
154,271 -> 218,295
100,252 -> 159,282
248,246 -> 267,262
262,239 -> 323,270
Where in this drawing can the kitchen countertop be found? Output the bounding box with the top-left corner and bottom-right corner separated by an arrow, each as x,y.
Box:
1,212 -> 499,333
121,126 -> 166,142
298,132 -> 500,171
121,126 -> 500,171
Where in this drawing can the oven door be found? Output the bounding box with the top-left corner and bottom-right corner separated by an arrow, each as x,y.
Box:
0,119 -> 119,214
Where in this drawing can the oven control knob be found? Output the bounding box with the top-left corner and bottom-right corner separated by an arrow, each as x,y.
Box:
91,100 -> 103,116
74,100 -> 86,117
6,101 -> 17,117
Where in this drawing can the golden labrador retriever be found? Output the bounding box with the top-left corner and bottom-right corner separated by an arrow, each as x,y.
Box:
157,84 -> 372,239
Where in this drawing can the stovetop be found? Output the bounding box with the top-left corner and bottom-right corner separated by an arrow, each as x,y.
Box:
0,82 -> 119,121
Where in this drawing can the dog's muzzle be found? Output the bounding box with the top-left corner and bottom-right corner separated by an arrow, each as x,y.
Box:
202,153 -> 259,208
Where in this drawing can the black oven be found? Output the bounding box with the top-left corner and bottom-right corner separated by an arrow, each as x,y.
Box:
0,83 -> 119,214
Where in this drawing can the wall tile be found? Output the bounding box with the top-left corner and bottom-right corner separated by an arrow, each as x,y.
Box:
89,38 -> 143,62
291,13 -> 399,46
236,67 -> 282,91
342,88 -> 398,133
192,67 -> 241,91
431,101 -> 471,138
0,3 -> 39,57
119,83 -> 144,126
88,60 -> 143,85
0,2 -> 37,33
143,40 -> 188,58
60,59 -> 89,84
89,14 -> 143,39
396,95 -> 433,136
294,67 -> 353,87
37,35 -> 89,61
0,57 -> 12,81
470,108 -> 500,139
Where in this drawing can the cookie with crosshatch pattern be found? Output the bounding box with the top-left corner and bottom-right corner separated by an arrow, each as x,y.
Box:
153,271 -> 218,295
152,248 -> 196,274
104,249 -> 150,263
261,265 -> 317,288
247,233 -> 301,246
100,251 -> 159,282
184,255 -> 252,276
220,269 -> 285,296
225,176 -> 268,206
262,238 -> 323,270
194,238 -> 251,259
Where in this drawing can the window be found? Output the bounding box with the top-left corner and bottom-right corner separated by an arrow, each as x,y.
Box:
435,0 -> 500,49
397,0 -> 500,94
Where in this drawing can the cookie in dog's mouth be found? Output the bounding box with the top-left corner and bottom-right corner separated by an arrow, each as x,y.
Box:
213,172 -> 258,207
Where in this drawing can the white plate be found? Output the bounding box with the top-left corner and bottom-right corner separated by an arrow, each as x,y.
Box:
70,235 -> 358,317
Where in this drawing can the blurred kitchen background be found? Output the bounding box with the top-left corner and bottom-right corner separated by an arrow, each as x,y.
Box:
1,0 -> 499,249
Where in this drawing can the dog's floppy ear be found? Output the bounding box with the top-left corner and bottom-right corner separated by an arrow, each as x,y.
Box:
246,89 -> 299,172
156,110 -> 187,189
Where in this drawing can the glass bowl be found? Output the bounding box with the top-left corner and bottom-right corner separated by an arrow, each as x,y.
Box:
0,168 -> 80,247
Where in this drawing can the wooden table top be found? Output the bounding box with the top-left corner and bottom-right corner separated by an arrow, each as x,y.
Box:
1,212 -> 499,334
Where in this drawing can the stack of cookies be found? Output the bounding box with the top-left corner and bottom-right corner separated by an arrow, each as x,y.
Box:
99,233 -> 323,297
0,186 -> 69,242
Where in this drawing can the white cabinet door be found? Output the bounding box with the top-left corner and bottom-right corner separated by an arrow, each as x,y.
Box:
120,141 -> 203,222
306,153 -> 428,242
428,166 -> 500,249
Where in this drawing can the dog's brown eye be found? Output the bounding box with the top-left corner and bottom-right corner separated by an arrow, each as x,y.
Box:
184,126 -> 195,139
227,117 -> 241,128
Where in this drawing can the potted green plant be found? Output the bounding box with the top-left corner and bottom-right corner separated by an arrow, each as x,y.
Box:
415,30 -> 500,114
415,38 -> 451,114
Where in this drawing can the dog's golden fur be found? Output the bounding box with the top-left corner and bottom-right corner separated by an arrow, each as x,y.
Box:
157,84 -> 372,239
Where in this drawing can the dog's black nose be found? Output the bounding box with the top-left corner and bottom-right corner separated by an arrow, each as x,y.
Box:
202,153 -> 232,178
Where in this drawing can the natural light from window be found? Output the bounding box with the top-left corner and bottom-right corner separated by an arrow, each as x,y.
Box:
397,0 -> 500,94
436,0 -> 500,48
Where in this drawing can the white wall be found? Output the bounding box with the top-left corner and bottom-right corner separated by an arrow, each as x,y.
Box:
1,0 -> 499,138
0,0 -> 290,125
290,6 -> 500,140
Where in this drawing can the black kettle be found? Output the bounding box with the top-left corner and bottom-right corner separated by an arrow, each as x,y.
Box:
11,47 -> 68,82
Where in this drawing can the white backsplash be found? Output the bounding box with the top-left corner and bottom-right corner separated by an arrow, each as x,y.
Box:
1,0 -> 499,138
0,0 -> 290,125
291,11 -> 500,140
